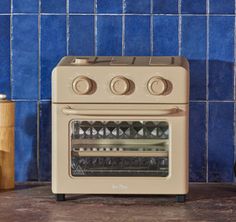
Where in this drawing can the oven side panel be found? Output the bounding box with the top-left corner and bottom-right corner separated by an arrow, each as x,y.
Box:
51,104 -> 59,193
170,106 -> 189,194
52,104 -> 73,194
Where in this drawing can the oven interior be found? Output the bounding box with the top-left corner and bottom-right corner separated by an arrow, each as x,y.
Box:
70,120 -> 169,177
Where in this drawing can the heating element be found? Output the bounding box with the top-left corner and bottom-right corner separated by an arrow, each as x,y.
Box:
52,56 -> 189,202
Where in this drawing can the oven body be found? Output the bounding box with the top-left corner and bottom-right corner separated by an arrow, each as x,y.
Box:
51,56 -> 189,197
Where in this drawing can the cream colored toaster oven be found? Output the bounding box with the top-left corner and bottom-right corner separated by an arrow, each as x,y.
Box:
52,56 -> 189,202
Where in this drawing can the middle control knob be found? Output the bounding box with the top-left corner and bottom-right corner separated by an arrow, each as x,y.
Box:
110,76 -> 131,95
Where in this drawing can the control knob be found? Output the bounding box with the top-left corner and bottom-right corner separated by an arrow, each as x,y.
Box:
147,77 -> 169,95
110,76 -> 131,95
72,76 -> 93,95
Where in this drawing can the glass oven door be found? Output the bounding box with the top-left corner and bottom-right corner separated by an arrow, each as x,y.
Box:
70,120 -> 169,177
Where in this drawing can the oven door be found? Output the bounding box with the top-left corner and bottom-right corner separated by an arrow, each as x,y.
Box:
52,104 -> 188,195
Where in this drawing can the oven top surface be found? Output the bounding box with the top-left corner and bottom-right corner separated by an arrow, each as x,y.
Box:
57,56 -> 188,68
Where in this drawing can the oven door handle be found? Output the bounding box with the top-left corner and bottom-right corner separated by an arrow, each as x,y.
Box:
62,106 -> 181,116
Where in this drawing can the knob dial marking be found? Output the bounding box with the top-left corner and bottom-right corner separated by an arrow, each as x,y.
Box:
148,77 -> 169,95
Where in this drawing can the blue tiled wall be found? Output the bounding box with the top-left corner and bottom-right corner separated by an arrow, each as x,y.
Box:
0,0 -> 235,182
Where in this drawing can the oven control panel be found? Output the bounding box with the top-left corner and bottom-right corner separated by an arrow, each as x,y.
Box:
72,75 -> 171,96
52,56 -> 189,104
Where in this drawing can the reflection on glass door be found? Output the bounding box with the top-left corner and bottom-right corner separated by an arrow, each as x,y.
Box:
70,121 -> 169,177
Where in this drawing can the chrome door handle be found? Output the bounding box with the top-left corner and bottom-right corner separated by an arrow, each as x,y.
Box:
62,106 -> 181,116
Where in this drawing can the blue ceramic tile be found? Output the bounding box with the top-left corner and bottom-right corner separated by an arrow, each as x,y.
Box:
125,0 -> 151,14
189,102 -> 206,182
13,0 -> 39,13
182,16 -> 207,100
210,0 -> 235,14
15,102 -> 38,182
153,16 -> 178,56
12,15 -> 38,100
125,16 -> 150,55
0,0 -> 10,13
182,16 -> 206,59
153,0 -> 178,14
188,60 -> 206,100
209,61 -> 234,101
41,15 -> 66,100
97,0 -> 122,13
69,0 -> 94,13
39,102 -> 51,181
208,102 -> 234,182
209,16 -> 234,100
209,16 -> 234,61
0,16 -> 10,99
181,0 -> 206,14
41,0 -> 66,13
97,15 -> 122,56
69,15 -> 94,55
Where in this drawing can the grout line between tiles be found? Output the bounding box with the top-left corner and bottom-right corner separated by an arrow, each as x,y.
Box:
10,0 -> 13,100
1,13 -> 236,16
37,101 -> 40,181
14,100 -> 235,102
39,99 -> 51,102
178,0 -> 182,56
234,0 -> 236,183
150,0 -> 153,56
234,0 -> 236,102
190,100 -> 236,103
37,0 -> 42,181
12,99 -> 236,102
234,105 -> 236,183
122,0 -> 125,56
206,0 -> 210,183
38,3 -> 41,101
234,103 -> 236,183
66,0 -> 69,55
94,0 -> 97,56
11,99 -> 40,102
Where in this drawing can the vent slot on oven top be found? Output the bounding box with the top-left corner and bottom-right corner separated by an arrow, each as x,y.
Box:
70,120 -> 169,177
71,57 -> 97,65
149,57 -> 174,65
110,57 -> 135,65
70,56 -> 136,65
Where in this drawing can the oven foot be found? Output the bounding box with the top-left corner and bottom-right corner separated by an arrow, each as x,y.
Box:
56,194 -> 65,201
176,195 -> 186,203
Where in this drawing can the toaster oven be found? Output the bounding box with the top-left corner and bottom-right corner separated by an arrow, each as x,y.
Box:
52,56 -> 189,202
